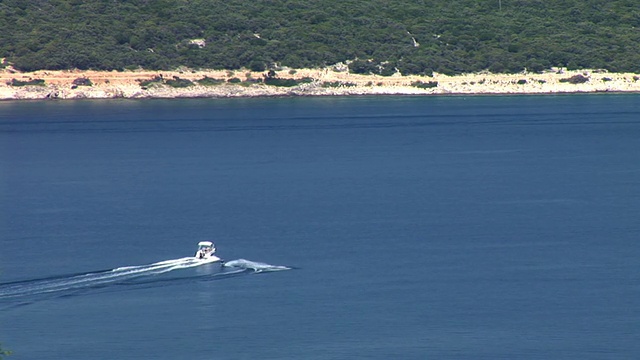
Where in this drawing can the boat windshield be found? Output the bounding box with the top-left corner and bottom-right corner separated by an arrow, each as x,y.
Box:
197,241 -> 215,253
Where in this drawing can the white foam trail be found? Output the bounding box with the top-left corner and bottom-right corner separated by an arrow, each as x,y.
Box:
0,256 -> 221,299
223,259 -> 291,273
0,257 -> 290,301
111,257 -> 195,272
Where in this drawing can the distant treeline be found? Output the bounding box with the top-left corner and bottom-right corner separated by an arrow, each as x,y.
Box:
1,0 -> 639,75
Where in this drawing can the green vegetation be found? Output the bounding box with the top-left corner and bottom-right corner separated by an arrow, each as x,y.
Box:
138,76 -> 164,88
264,77 -> 300,87
72,77 -> 92,86
559,74 -> 590,84
8,78 -> 45,86
322,81 -> 356,88
411,80 -> 438,89
197,76 -> 224,86
165,76 -> 194,88
138,75 -> 195,87
263,71 -> 314,87
1,0 -> 639,75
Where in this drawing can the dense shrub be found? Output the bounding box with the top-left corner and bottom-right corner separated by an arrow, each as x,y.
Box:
165,76 -> 194,87
559,74 -> 589,84
411,81 -> 438,89
197,76 -> 224,86
139,76 -> 163,87
264,76 -> 313,87
321,81 -> 356,88
72,77 -> 92,86
9,78 -> 45,86
2,0 -> 640,75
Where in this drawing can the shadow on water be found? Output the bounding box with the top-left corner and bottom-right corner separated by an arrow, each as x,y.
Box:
0,258 -> 291,308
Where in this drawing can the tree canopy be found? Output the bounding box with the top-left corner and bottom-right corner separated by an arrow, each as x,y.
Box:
1,0 -> 639,74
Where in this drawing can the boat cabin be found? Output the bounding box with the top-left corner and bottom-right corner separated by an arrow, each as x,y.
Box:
195,241 -> 216,259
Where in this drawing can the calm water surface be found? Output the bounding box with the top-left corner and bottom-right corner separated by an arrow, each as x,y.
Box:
1,95 -> 639,359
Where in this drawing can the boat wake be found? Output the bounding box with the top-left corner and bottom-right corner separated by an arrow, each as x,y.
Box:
0,257 -> 290,305
223,259 -> 291,273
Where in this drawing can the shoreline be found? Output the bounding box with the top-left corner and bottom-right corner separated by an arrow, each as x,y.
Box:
1,67 -> 639,100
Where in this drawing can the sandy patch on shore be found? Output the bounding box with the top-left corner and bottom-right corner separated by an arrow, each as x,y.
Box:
1,67 -> 639,100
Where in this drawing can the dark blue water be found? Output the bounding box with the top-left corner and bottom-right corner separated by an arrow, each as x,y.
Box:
1,95 -> 639,359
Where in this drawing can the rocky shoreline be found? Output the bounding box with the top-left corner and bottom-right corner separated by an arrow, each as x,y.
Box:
1,67 -> 639,100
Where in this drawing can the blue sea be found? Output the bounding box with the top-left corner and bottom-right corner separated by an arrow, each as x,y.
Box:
1,95 -> 639,359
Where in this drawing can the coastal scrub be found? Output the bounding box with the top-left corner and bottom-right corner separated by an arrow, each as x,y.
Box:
559,74 -> 589,84
411,80 -> 438,89
9,78 -> 45,86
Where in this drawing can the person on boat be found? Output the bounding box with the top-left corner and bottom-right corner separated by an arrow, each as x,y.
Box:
195,241 -> 215,259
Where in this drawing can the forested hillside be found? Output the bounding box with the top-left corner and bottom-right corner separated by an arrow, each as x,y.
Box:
1,0 -> 639,75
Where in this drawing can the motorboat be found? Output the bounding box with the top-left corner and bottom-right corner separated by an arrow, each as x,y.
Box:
194,241 -> 222,262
